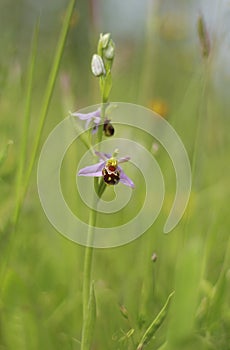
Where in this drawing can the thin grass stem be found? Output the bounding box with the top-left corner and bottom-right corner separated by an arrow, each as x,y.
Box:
13,0 -> 77,227
13,21 -> 39,226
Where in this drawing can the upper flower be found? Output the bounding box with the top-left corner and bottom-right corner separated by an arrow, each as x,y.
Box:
78,151 -> 134,188
70,108 -> 115,136
70,109 -> 101,134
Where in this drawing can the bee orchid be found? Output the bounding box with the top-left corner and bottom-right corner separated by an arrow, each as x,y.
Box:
78,151 -> 134,188
70,109 -> 101,134
70,109 -> 115,136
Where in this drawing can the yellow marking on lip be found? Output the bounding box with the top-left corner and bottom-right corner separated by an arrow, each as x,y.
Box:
106,157 -> 118,169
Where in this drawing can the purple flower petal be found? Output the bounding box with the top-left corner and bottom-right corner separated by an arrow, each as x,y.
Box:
78,149 -> 134,188
85,117 -> 92,129
118,156 -> 131,164
93,116 -> 101,124
71,109 -> 101,121
94,151 -> 111,161
78,161 -> 105,177
71,112 -> 92,120
92,124 -> 99,135
119,169 -> 135,188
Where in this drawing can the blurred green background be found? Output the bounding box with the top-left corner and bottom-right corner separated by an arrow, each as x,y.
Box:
0,0 -> 230,349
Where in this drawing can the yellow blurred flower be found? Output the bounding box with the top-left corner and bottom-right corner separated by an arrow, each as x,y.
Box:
149,99 -> 168,118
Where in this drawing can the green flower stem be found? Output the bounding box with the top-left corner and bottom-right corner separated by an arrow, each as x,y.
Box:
96,101 -> 107,146
81,33 -> 114,348
81,196 -> 98,350
80,101 -> 108,349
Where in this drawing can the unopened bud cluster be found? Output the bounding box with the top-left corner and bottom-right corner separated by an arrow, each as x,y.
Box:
91,33 -> 115,77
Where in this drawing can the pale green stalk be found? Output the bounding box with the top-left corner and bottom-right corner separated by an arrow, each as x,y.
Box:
80,101 -> 108,350
13,22 -> 39,226
190,68 -> 209,183
183,13 -> 214,239
183,60 -> 211,241
80,198 -> 98,350
82,198 -> 98,317
80,33 -> 114,349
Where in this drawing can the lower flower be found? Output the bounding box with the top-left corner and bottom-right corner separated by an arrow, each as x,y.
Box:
78,151 -> 134,188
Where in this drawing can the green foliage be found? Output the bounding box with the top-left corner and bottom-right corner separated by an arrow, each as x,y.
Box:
81,282 -> 97,350
0,1 -> 230,350
137,291 -> 174,350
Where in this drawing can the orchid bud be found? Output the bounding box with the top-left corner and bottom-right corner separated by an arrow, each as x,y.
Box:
104,39 -> 115,60
99,33 -> 111,49
91,54 -> 105,77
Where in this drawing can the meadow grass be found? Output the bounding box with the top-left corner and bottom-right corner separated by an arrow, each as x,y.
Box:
0,1 -> 230,349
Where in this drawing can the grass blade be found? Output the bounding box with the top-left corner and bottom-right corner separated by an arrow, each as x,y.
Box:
13,21 -> 39,225
166,238 -> 202,349
136,291 -> 175,350
14,0 -> 77,226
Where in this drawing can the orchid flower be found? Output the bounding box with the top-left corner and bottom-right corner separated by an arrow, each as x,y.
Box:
78,151 -> 134,188
70,108 -> 115,136
70,109 -> 101,134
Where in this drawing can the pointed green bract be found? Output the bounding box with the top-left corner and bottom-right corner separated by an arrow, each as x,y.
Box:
136,291 -> 175,350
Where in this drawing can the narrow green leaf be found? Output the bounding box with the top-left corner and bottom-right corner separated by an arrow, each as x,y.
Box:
136,291 -> 175,350
14,0 -> 77,226
13,21 -> 39,225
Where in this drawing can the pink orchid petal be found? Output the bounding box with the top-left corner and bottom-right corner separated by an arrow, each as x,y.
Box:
78,150 -> 134,188
92,124 -> 99,134
71,109 -> 101,121
71,112 -> 92,120
94,151 -> 111,161
118,156 -> 131,164
93,116 -> 101,124
78,161 -> 105,176
85,118 -> 91,129
119,169 -> 135,188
